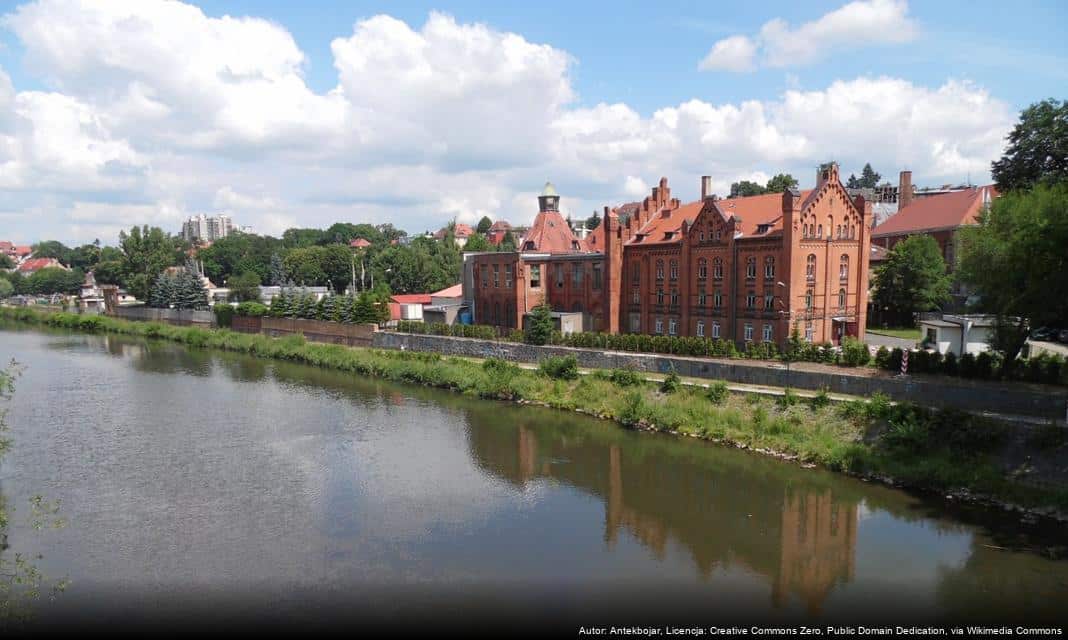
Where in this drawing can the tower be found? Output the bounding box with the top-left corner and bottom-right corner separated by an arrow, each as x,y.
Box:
538,182 -> 560,213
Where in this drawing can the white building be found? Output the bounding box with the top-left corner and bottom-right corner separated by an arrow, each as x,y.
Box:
181,214 -> 234,243
919,314 -> 996,356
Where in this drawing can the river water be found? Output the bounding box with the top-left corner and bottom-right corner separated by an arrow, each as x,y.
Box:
0,328 -> 1065,632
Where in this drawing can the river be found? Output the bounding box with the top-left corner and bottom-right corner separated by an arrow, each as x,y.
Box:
0,328 -> 1065,632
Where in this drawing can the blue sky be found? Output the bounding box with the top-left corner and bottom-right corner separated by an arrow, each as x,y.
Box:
0,0 -> 1065,243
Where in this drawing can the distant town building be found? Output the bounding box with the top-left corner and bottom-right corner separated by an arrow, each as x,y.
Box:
18,257 -> 68,274
486,220 -> 512,246
0,242 -> 32,264
349,238 -> 372,249
434,223 -> 474,247
181,214 -> 235,243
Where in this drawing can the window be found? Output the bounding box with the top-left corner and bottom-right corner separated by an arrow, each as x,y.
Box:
555,263 -> 564,288
656,260 -> 664,281
657,289 -> 664,305
713,258 -> 723,280
764,291 -> 774,311
698,289 -> 707,307
838,288 -> 846,309
744,323 -> 753,342
806,254 -> 816,280
668,318 -> 677,335
714,229 -> 722,240
696,320 -> 705,337
746,256 -> 757,279
632,262 -> 640,286
817,224 -> 823,238
670,290 -> 679,306
481,266 -> 488,288
714,290 -> 723,309
655,318 -> 664,334
493,264 -> 500,288
763,323 -> 773,342
494,302 -> 500,324
803,224 -> 809,238
805,289 -> 814,310
805,323 -> 814,342
836,225 -> 842,239
700,231 -> 705,241
505,265 -> 513,288
764,256 -> 775,279
669,260 -> 678,281
632,289 -> 640,305
712,321 -> 721,339
746,291 -> 756,309
592,264 -> 602,290
926,328 -> 937,344
839,254 -> 849,282
572,264 -> 583,287
530,265 -> 541,288
698,258 -> 708,279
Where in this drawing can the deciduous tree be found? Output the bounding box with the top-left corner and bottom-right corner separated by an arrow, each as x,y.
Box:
872,235 -> 952,326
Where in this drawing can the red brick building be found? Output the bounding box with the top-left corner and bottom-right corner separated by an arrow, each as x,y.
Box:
470,164 -> 872,347
871,184 -> 996,267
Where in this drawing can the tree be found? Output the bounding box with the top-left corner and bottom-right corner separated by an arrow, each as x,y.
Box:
991,99 -> 1068,191
729,180 -> 767,197
765,173 -> 798,193
197,233 -> 283,286
476,216 -> 493,234
269,253 -> 286,286
282,245 -> 352,290
26,268 -> 83,295
499,230 -> 517,252
0,254 -> 13,270
872,235 -> 952,326
585,211 -> 601,231
463,233 -> 492,252
846,163 -> 882,189
0,278 -> 12,298
30,240 -> 72,265
524,303 -> 554,345
958,183 -> 1068,365
93,260 -> 124,285
118,225 -> 183,301
227,271 -> 262,302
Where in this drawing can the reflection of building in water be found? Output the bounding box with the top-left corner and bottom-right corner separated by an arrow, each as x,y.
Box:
471,422 -> 858,613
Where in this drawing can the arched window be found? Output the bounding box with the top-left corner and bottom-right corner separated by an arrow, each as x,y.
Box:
839,254 -> 849,281
698,258 -> 708,279
764,256 -> 775,279
836,225 -> 842,239
656,260 -> 664,281
806,254 -> 816,280
838,288 -> 846,309
746,256 -> 756,279
803,224 -> 809,238
805,289 -> 814,310
669,260 -> 678,281
817,224 -> 823,238
713,258 -> 723,280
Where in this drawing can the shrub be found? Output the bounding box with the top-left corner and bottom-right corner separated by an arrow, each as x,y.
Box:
874,346 -> 890,369
706,380 -> 729,405
235,301 -> 269,317
942,351 -> 958,376
482,357 -> 520,378
959,352 -> 977,378
776,388 -> 799,410
608,368 -> 643,387
928,407 -> 1007,455
840,337 -> 870,367
881,410 -> 929,455
213,304 -> 234,328
867,392 -> 893,420
660,371 -> 681,394
524,304 -> 554,346
810,387 -> 831,410
975,351 -> 995,379
888,348 -> 904,373
538,355 -> 578,380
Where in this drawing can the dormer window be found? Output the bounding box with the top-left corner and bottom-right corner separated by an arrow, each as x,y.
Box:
757,224 -> 770,234
524,241 -> 535,251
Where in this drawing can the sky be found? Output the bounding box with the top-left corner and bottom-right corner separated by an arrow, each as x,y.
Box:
0,0 -> 1065,246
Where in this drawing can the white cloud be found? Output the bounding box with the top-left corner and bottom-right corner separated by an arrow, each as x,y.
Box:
699,35 -> 757,72
0,1 -> 1009,245
700,0 -> 919,72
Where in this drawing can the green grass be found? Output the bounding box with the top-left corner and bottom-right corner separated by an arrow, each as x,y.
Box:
867,326 -> 922,341
4,306 -> 1066,513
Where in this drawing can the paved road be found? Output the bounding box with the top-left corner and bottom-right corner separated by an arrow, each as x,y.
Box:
865,332 -> 917,350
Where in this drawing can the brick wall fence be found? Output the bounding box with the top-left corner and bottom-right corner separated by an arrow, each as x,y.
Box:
372,331 -> 1068,420
261,317 -> 376,347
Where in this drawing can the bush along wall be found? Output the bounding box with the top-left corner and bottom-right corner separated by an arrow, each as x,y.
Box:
876,346 -> 1066,386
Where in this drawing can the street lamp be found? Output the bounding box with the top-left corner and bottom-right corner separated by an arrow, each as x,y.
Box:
774,281 -> 794,391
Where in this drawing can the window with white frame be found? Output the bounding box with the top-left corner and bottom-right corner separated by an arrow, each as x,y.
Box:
744,323 -> 753,342
805,323 -> 814,342
746,291 -> 756,309
668,318 -> 677,335
696,320 -> 705,337
655,318 -> 663,334
698,258 -> 707,279
669,260 -> 678,281
713,258 -> 723,280
714,290 -> 723,309
657,289 -> 664,305
698,289 -> 706,306
712,321 -> 720,338
765,256 -> 775,279
656,260 -> 664,281
632,289 -> 640,305
746,257 -> 756,279
763,323 -> 773,342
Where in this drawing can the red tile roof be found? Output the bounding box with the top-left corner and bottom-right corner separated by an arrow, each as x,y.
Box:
430,283 -> 463,298
627,201 -> 705,246
15,246 -> 30,256
18,257 -> 63,272
434,223 -> 475,240
873,186 -> 996,237
349,238 -> 371,248
581,211 -> 616,252
0,241 -> 12,251
716,190 -> 812,236
391,293 -> 432,305
520,210 -> 583,253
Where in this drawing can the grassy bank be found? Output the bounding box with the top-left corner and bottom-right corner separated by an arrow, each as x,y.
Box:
867,326 -> 922,341
3,306 -> 1066,514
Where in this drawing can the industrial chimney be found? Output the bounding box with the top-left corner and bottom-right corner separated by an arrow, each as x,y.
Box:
898,170 -> 913,209
701,176 -> 713,200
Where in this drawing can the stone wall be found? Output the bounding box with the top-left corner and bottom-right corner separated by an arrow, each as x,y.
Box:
372,331 -> 1068,419
261,317 -> 376,347
114,306 -> 215,327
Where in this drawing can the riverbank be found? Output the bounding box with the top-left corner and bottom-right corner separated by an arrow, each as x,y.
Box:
3,307 -> 1066,520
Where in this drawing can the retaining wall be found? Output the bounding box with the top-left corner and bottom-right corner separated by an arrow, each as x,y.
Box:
372,331 -> 1068,419
114,306 -> 215,327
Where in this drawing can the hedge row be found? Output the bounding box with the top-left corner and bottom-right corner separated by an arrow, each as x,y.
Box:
395,320 -> 498,340
874,346 -> 1066,386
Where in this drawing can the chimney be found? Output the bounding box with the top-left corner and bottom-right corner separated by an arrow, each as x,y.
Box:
899,170 -> 913,209
701,176 -> 713,200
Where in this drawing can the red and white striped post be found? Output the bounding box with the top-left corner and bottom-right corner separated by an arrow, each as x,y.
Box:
900,350 -> 909,375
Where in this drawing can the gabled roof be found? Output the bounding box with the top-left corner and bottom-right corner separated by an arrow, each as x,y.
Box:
873,186 -> 996,237
716,190 -> 813,237
581,211 -> 616,252
520,209 -> 583,253
391,293 -> 432,305
430,283 -> 463,298
18,257 -> 63,272
626,201 -> 705,246
349,238 -> 371,248
434,223 -> 475,240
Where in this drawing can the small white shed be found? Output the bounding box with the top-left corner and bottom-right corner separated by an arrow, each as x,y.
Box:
919,314 -> 996,356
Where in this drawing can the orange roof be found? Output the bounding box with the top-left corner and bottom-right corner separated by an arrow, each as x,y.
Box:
18,257 -> 63,272
15,245 -> 31,256
716,190 -> 812,237
430,283 -> 463,298
0,241 -> 12,250
391,293 -> 432,305
627,200 -> 704,246
520,210 -> 583,253
873,186 -> 996,237
349,238 -> 371,248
